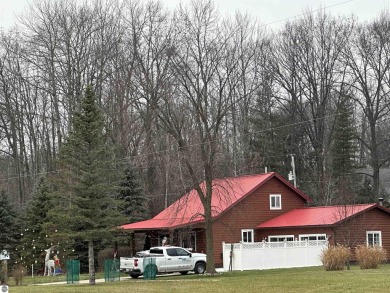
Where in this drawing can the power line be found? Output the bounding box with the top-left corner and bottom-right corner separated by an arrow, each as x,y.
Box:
262,0 -> 354,27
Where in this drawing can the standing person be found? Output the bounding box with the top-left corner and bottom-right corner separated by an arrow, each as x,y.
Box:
162,237 -> 168,246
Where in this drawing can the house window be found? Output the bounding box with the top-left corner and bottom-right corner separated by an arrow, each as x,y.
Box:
299,234 -> 326,241
242,229 -> 254,243
268,235 -> 294,242
270,194 -> 282,210
366,231 -> 382,246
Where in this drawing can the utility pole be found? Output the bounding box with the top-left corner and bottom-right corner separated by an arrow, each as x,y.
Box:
290,154 -> 297,188
165,137 -> 169,209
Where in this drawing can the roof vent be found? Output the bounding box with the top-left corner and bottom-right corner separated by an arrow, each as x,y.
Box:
379,197 -> 384,206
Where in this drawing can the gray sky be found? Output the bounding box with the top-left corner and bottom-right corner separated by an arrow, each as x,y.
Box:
0,0 -> 389,30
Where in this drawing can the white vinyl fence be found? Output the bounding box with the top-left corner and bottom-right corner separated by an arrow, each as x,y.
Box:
222,240 -> 328,271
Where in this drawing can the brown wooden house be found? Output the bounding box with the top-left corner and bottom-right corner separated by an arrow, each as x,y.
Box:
121,172 -> 390,267
257,204 -> 390,260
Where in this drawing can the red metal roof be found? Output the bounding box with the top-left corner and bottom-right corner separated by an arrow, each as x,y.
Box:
121,172 -> 311,231
256,204 -> 382,229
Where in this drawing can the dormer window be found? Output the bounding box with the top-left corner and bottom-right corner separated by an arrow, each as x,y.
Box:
270,194 -> 282,210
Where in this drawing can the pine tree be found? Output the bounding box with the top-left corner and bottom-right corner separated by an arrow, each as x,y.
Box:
18,177 -> 65,271
48,86 -> 125,285
249,95 -> 292,176
331,95 -> 358,202
117,166 -> 148,223
0,190 -> 20,275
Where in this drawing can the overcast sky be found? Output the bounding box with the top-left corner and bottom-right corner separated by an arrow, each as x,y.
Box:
0,0 -> 389,30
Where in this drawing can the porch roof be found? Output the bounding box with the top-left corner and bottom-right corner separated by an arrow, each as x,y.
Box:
121,172 -> 312,231
120,217 -> 204,231
256,203 -> 381,229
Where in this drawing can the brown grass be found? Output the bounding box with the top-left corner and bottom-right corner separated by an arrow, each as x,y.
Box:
355,245 -> 387,269
320,245 -> 350,271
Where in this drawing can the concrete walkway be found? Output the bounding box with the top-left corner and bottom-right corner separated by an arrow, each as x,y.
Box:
34,269 -> 225,286
34,276 -> 130,286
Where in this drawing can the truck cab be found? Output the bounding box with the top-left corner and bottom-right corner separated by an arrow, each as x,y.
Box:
120,246 -> 207,278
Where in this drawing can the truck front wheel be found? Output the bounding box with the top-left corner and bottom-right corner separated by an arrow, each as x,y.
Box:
194,262 -> 206,274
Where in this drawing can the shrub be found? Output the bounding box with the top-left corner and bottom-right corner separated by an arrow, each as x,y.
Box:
320,245 -> 350,271
355,245 -> 387,269
12,265 -> 26,286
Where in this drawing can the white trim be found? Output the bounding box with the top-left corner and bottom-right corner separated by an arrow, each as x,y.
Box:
269,194 -> 282,210
366,231 -> 382,246
241,229 -> 254,243
268,235 -> 294,242
299,234 -> 327,241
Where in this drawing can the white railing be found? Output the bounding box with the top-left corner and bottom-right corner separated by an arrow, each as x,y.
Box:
222,240 -> 328,271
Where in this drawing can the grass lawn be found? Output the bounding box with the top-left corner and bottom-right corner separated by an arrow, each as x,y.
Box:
5,265 -> 390,293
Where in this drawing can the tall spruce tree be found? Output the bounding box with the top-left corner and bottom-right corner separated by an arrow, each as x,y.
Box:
117,166 -> 148,223
331,95 -> 358,202
47,86 -> 124,285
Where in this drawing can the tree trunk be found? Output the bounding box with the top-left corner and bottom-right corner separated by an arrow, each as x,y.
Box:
204,202 -> 216,274
88,240 -> 95,285
370,122 -> 380,200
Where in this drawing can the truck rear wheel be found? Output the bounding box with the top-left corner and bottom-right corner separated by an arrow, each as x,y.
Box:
130,273 -> 140,279
194,262 -> 206,274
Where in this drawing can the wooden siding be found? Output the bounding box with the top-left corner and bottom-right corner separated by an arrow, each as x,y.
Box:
210,177 -> 307,266
256,208 -> 390,262
333,208 -> 390,260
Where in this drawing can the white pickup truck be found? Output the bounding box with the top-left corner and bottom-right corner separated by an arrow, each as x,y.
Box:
120,246 -> 207,278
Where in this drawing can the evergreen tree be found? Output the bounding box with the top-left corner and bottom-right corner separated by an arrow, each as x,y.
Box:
332,96 -> 357,179
249,96 -> 292,176
331,95 -> 358,202
117,166 -> 148,223
0,190 -> 20,277
18,177 -> 67,271
47,86 -> 125,285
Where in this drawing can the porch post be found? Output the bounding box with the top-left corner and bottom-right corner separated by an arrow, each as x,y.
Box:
169,230 -> 174,246
129,232 -> 135,257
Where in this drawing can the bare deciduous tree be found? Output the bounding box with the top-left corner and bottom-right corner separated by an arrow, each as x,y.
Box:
271,11 -> 354,203
343,12 -> 390,199
153,0 -> 265,272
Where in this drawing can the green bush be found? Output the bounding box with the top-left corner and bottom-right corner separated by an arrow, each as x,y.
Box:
321,245 -> 351,271
355,245 -> 387,269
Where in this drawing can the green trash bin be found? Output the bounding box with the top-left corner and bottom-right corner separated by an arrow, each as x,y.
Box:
66,260 -> 80,284
104,259 -> 120,282
143,257 -> 157,280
